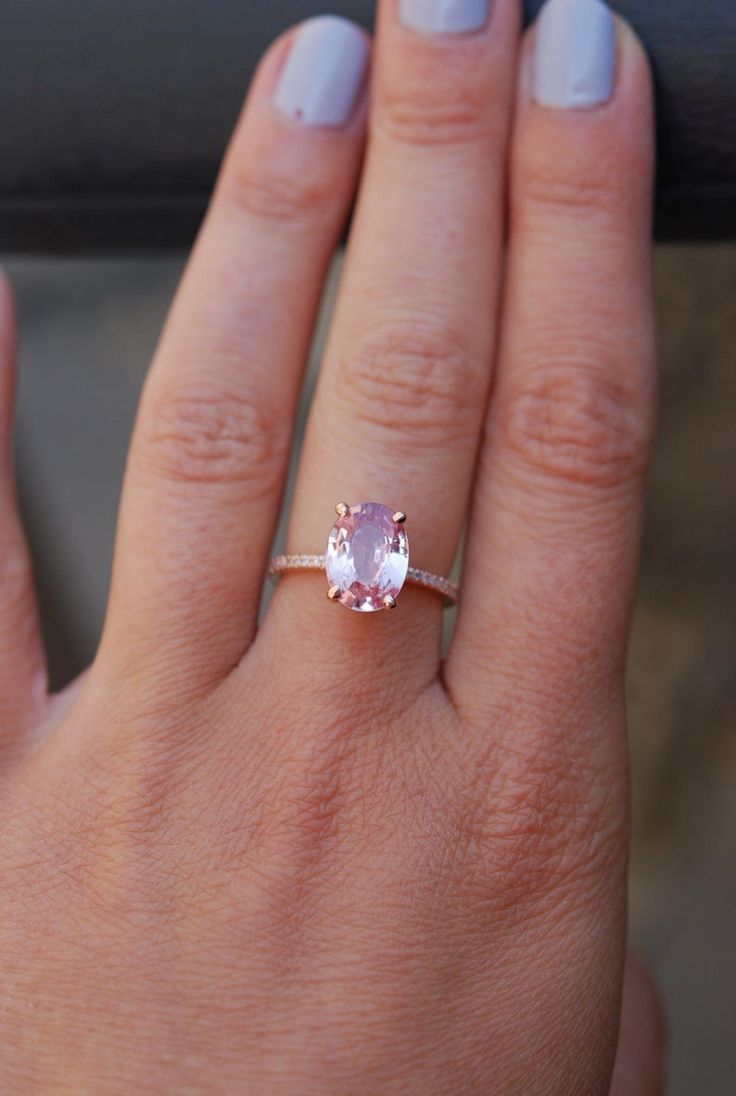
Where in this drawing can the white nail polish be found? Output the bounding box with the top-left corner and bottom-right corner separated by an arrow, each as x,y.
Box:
274,16 -> 370,127
399,0 -> 490,36
533,0 -> 616,109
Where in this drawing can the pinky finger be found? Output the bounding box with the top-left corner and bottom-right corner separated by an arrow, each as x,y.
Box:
0,277 -> 46,753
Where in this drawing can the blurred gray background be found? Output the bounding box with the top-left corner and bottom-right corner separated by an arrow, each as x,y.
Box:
8,244 -> 736,1094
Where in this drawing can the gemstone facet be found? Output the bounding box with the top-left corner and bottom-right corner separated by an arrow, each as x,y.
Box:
325,502 -> 409,612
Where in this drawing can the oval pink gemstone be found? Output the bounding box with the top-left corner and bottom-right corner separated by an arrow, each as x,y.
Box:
326,503 -> 409,612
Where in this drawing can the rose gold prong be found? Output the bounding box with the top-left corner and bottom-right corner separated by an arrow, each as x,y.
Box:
335,502 -> 350,517
327,585 -> 341,601
392,511 -> 407,524
383,594 -> 398,611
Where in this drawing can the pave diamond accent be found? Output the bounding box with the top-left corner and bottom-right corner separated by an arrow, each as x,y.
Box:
270,555 -> 459,606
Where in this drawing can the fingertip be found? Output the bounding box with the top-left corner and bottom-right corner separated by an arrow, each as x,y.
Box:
264,16 -> 372,133
519,0 -> 654,135
511,3 -> 655,232
247,25 -> 300,99
220,18 -> 371,219
613,17 -> 656,151
227,18 -> 372,155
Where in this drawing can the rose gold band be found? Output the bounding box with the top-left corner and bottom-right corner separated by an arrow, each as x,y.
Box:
269,554 -> 459,607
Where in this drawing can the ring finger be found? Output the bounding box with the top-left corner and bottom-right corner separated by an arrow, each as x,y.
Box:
270,0 -> 520,682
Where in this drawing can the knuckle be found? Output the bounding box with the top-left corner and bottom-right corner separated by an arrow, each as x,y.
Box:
223,155 -> 336,227
516,153 -> 624,224
139,383 -> 286,495
376,62 -> 498,148
334,324 -> 482,445
496,360 -> 652,491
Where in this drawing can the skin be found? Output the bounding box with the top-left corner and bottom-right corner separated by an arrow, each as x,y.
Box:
0,1 -> 665,1092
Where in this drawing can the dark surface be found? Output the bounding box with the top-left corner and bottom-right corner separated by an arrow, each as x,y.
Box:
0,1 -> 734,251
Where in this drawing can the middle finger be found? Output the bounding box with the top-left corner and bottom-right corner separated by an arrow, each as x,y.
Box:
271,0 -> 520,678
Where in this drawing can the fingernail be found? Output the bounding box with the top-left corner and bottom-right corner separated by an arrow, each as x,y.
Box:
274,16 -> 370,127
399,0 -> 490,36
533,0 -> 616,109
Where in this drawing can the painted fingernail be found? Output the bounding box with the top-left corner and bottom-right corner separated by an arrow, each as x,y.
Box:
274,16 -> 370,127
533,0 -> 616,109
399,0 -> 490,36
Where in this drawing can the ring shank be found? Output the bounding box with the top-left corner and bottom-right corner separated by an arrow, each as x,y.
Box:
269,554 -> 459,606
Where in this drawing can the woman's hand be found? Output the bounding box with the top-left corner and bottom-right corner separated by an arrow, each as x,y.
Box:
0,1 -> 664,1091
